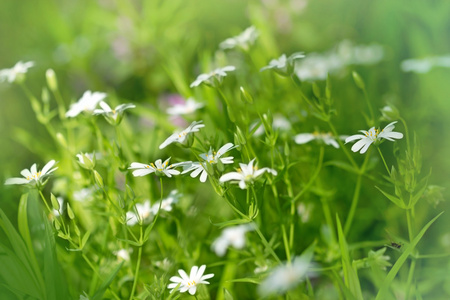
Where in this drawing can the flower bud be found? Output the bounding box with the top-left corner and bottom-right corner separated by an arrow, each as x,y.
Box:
240,86 -> 254,104
93,170 -> 104,188
352,71 -> 365,90
46,69 -> 58,92
67,203 -> 75,220
51,193 -> 60,211
380,103 -> 400,121
76,153 -> 96,170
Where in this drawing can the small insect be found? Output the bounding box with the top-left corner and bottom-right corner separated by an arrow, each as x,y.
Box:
389,241 -> 403,250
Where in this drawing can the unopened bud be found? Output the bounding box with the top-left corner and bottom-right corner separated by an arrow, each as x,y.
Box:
46,69 -> 58,92
352,71 -> 365,90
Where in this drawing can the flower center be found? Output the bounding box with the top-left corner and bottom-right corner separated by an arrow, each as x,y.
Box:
187,280 -> 196,287
26,171 -> 42,181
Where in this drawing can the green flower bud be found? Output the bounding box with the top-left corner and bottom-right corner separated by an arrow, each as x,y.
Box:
46,69 -> 58,92
352,71 -> 365,90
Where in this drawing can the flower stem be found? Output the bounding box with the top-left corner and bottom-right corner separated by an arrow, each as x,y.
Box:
327,121 -> 358,170
344,174 -> 362,235
38,190 -> 53,214
129,245 -> 142,300
377,147 -> 391,175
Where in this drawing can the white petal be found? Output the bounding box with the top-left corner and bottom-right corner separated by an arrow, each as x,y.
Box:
345,134 -> 365,144
129,162 -> 149,169
359,141 -> 372,154
132,169 -> 154,177
188,286 -> 197,295
5,177 -> 29,185
199,170 -> 208,182
20,168 -> 32,178
217,143 -> 235,156
196,265 -> 206,279
190,266 -> 199,279
41,160 -> 56,175
99,101 -> 112,112
219,172 -> 243,182
351,139 -> 370,153
178,269 -> 190,282
294,133 -> 315,144
30,164 -> 37,175
169,276 -> 183,283
190,166 -> 204,178
159,134 -> 177,149
238,180 -> 247,189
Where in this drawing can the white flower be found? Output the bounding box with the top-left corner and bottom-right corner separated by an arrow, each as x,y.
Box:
76,152 -> 96,169
182,143 -> 236,183
93,101 -> 135,125
0,61 -> 34,83
401,58 -> 434,73
260,52 -> 305,75
296,53 -> 342,81
73,187 -> 95,202
126,200 -> 152,226
294,131 -> 346,148
219,26 -> 259,51
219,158 -> 277,189
297,202 -> 313,223
190,66 -> 236,88
166,98 -> 204,116
151,190 -> 181,214
258,256 -> 314,296
345,121 -> 404,154
66,90 -> 107,118
5,160 -> 58,187
168,265 -> 214,295
212,224 -> 253,256
159,121 -> 205,149
129,158 -> 186,178
114,248 -> 132,261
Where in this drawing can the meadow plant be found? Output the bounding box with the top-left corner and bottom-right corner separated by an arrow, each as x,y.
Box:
0,4 -> 448,299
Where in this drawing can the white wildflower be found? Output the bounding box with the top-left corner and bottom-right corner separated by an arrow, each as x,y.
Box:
66,90 -> 106,118
5,160 -> 58,187
93,101 -> 135,125
151,190 -> 181,214
219,26 -> 259,51
126,200 -> 152,226
345,121 -> 403,154
190,66 -> 236,88
219,158 -> 277,189
0,61 -> 34,83
168,265 -> 214,295
159,121 -> 205,149
166,98 -> 204,116
294,131 -> 346,148
261,52 -> 305,75
114,248 -> 132,261
129,158 -> 187,178
212,224 -> 253,257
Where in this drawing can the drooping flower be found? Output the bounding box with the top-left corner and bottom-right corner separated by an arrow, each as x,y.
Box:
190,66 -> 236,88
93,101 -> 135,125
219,26 -> 259,51
345,121 -> 403,154
66,90 -> 107,118
168,265 -> 214,295
0,61 -> 34,83
261,52 -> 305,76
166,98 -> 204,116
294,131 -> 346,148
128,158 -> 187,178
211,224 -> 253,257
126,200 -> 152,226
182,143 -> 236,183
159,121 -> 205,149
5,160 -> 58,188
151,190 -> 181,214
219,158 -> 277,189
76,152 -> 96,170
258,256 -> 315,296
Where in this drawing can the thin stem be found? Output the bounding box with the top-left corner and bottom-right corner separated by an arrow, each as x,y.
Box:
399,117 -> 411,154
129,246 -> 143,300
406,209 -> 414,243
253,225 -> 281,264
344,175 -> 362,235
362,88 -> 375,126
38,190 -> 53,214
405,259 -> 416,300
377,147 -> 391,176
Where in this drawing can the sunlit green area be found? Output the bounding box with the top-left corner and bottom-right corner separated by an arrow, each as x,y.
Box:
1,0 -> 449,299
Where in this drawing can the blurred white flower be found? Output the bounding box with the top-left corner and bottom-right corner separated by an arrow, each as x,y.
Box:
219,158 -> 277,189
190,66 -> 236,88
166,98 -> 204,116
219,26 -> 259,51
73,187 -> 95,202
114,248 -> 132,261
126,200 -> 152,226
294,131 -> 345,148
129,158 -> 186,178
52,197 -> 65,217
159,120 -> 205,149
5,160 -> 58,187
151,190 -> 181,214
0,61 -> 34,83
182,143 -> 236,183
212,224 -> 253,256
258,256 -> 315,296
93,101 -> 135,125
66,90 -> 106,118
253,115 -> 292,137
345,121 -> 403,154
297,202 -> 313,223
261,52 -> 305,75
168,265 -> 214,295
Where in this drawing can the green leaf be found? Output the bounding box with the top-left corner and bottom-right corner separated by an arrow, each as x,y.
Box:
375,186 -> 406,209
336,215 -> 364,300
210,218 -> 251,228
227,278 -> 261,284
375,212 -> 444,300
81,231 -> 91,249
91,261 -> 124,300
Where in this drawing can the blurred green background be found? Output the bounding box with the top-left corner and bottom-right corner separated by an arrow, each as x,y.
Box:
0,0 -> 449,295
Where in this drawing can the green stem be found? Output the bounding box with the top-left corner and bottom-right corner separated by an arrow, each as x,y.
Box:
406,209 -> 414,243
253,225 -> 281,264
129,246 -> 143,300
344,175 -> 362,235
82,253 -> 121,300
52,88 -> 66,120
38,190 -> 53,214
377,147 -> 391,175
405,259 -> 416,300
362,88 -> 375,126
399,117 -> 411,154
